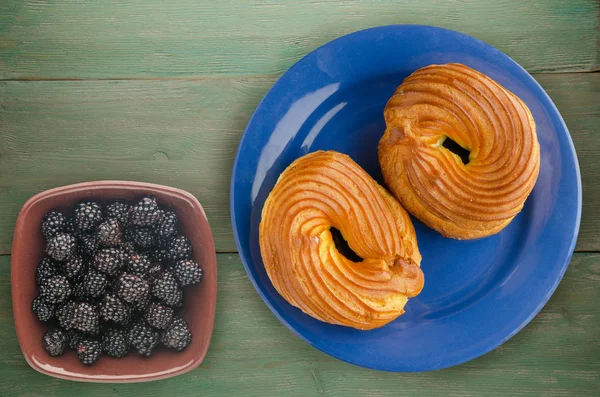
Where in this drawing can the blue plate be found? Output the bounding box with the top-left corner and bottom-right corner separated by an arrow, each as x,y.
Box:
230,25 -> 581,372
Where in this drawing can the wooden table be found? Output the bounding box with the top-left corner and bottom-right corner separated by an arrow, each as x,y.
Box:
1,1 -> 598,395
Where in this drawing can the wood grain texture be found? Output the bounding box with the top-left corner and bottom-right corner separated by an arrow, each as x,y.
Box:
0,0 -> 598,79
0,253 -> 598,396
0,76 -> 273,253
0,73 -> 598,253
0,0 -> 597,394
540,73 -> 600,251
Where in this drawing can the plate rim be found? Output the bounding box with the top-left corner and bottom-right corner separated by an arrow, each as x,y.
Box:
230,24 -> 582,372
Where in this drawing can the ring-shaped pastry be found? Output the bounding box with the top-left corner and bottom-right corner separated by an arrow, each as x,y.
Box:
259,151 -> 424,330
379,63 -> 540,239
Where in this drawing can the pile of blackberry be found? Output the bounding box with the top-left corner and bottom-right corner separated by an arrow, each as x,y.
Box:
33,197 -> 203,365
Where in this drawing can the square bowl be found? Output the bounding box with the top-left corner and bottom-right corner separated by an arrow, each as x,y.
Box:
11,181 -> 217,383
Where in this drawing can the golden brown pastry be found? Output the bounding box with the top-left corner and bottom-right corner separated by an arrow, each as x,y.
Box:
259,151 -> 423,330
379,63 -> 540,239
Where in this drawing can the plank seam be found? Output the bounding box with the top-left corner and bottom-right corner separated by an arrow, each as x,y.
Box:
1,70 -> 597,83
1,249 -> 599,257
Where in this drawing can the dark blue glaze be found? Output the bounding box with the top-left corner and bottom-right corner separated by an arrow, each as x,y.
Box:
230,25 -> 581,372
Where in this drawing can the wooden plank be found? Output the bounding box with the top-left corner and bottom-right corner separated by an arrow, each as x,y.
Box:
0,76 -> 273,253
0,252 -> 598,396
0,0 -> 598,79
0,73 -> 598,253
539,73 -> 600,251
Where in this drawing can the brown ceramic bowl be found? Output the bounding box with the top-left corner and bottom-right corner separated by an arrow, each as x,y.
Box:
11,181 -> 217,383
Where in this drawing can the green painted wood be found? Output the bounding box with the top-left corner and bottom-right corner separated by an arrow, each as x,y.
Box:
0,73 -> 598,254
0,253 -> 598,396
540,73 -> 600,251
0,0 -> 598,79
0,76 -> 273,253
0,1 -> 597,394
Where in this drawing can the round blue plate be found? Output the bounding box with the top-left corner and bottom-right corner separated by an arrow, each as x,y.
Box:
230,25 -> 581,372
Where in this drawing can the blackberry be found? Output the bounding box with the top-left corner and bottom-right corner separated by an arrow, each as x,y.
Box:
36,257 -> 62,286
152,271 -> 183,308
32,296 -> 54,322
156,233 -> 171,248
127,322 -> 159,356
105,201 -> 131,226
71,302 -> 100,333
77,269 -> 108,298
36,196 -> 199,361
129,196 -> 162,227
161,317 -> 192,351
145,303 -> 174,330
166,236 -> 192,261
43,328 -> 68,356
102,328 -> 129,358
120,241 -> 137,256
39,275 -> 72,304
96,218 -> 123,247
64,217 -> 78,236
173,259 -> 203,286
73,201 -> 103,232
78,233 -> 99,258
64,255 -> 86,282
125,253 -> 152,277
116,273 -> 150,309
99,293 -> 131,325
154,211 -> 178,240
67,329 -> 85,350
41,211 -> 67,240
152,247 -> 170,263
77,339 -> 102,365
57,300 -> 76,330
45,232 -> 76,261
93,247 -> 124,275
126,227 -> 156,251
